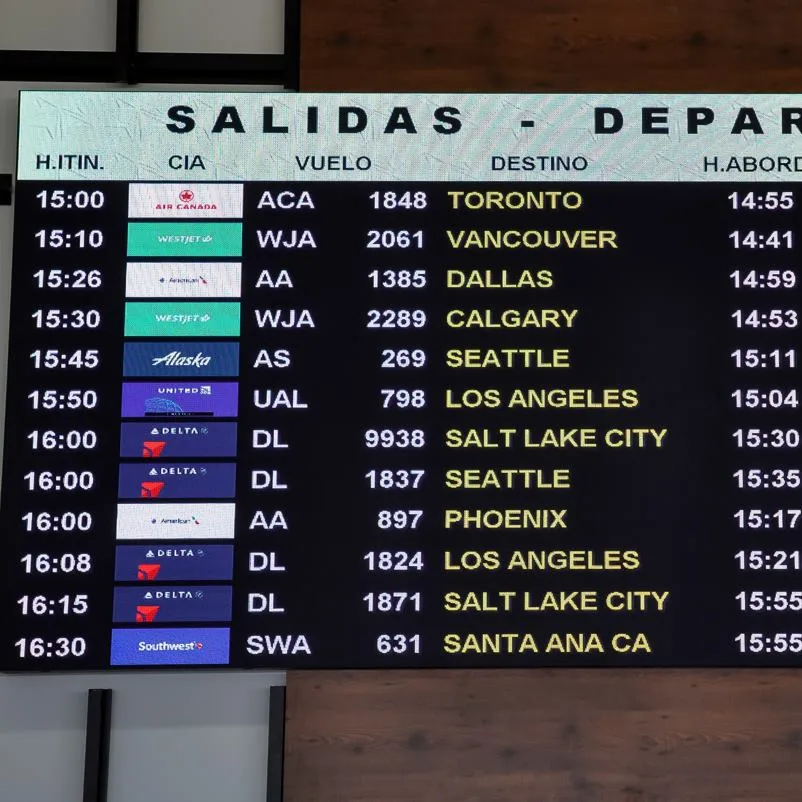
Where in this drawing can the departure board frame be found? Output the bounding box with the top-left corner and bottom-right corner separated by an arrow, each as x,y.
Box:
3,91 -> 802,671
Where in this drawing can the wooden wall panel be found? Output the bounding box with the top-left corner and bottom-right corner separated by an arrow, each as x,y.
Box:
286,670 -> 802,802
292,3 -> 802,800
300,0 -> 802,91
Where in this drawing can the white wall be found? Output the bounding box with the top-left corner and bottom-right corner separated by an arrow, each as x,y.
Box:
0,0 -> 289,797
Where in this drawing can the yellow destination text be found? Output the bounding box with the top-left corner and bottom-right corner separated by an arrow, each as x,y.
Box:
446,308 -> 577,328
445,348 -> 570,369
442,590 -> 669,612
443,550 -> 640,571
446,268 -> 553,289
444,508 -> 567,529
447,230 -> 618,249
445,427 -> 667,448
443,632 -> 651,654
447,190 -> 583,210
444,388 -> 639,409
445,468 -> 570,489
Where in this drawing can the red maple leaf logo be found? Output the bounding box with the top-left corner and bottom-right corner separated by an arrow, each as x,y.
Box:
179,189 -> 194,202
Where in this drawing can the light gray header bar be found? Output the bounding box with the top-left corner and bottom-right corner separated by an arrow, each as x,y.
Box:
17,91 -> 802,181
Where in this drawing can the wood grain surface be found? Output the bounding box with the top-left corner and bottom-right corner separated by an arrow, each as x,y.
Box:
291,3 -> 802,800
300,0 -> 802,91
285,670 -> 802,801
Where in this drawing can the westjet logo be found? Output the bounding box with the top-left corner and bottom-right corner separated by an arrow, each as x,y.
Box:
151,351 -> 212,368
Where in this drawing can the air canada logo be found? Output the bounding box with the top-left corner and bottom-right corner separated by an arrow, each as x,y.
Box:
137,564 -> 161,581
143,441 -> 166,458
179,189 -> 194,203
136,605 -> 160,622
141,481 -> 165,498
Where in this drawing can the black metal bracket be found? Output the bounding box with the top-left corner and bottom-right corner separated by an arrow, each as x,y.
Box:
83,689 -> 113,802
267,686 -> 287,802
0,0 -> 299,88
0,175 -> 11,206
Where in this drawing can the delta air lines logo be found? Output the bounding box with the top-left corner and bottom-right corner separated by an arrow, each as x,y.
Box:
137,564 -> 161,581
143,441 -> 166,458
141,481 -> 165,498
136,605 -> 160,622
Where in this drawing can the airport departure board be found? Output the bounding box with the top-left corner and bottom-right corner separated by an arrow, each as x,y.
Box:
3,92 -> 802,670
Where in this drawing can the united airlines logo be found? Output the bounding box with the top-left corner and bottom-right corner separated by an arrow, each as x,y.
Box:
151,351 -> 213,368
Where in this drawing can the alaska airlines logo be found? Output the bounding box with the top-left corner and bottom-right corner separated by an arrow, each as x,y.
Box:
151,351 -> 213,367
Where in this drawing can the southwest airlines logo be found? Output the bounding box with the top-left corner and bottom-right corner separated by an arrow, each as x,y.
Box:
119,463 -> 236,499
116,502 -> 235,540
128,184 -> 243,218
125,263 -> 242,298
110,627 -> 230,666
120,422 -> 238,458
123,342 -> 239,377
121,382 -> 238,417
115,544 -> 234,581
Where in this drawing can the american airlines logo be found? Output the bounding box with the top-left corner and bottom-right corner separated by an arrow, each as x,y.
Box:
151,351 -> 213,367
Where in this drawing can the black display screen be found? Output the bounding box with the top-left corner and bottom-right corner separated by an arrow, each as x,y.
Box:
3,92 -> 802,669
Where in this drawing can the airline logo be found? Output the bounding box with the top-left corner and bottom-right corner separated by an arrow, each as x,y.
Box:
127,222 -> 242,258
123,342 -> 239,377
143,441 -> 166,458
110,627 -> 230,666
115,502 -> 236,540
126,263 -> 242,298
124,302 -> 240,337
119,463 -> 236,499
137,564 -> 161,581
113,585 -> 233,623
120,422 -> 238,458
121,382 -> 238,417
128,184 -> 243,218
141,481 -> 164,498
136,606 -> 160,622
115,544 -> 234,581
